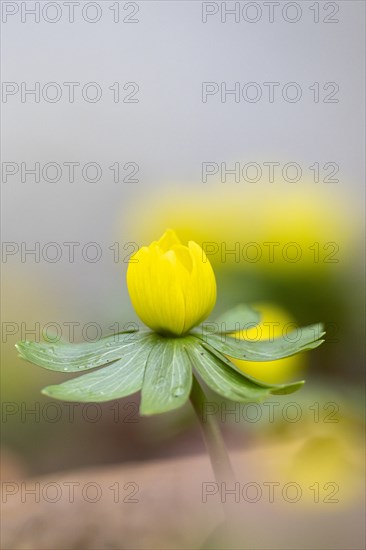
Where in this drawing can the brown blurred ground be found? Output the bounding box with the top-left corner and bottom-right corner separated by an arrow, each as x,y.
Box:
1,445 -> 364,550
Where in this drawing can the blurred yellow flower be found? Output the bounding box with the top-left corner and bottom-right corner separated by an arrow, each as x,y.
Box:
279,425 -> 364,506
127,229 -> 216,336
230,303 -> 305,384
236,388 -> 365,507
125,183 -> 358,272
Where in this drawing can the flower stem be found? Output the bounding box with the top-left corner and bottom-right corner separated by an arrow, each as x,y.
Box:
191,376 -> 241,548
190,375 -> 236,487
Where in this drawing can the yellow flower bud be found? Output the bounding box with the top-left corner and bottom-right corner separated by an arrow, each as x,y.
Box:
127,229 -> 217,336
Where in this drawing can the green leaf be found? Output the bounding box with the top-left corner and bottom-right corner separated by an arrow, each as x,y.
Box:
187,342 -> 303,402
41,334 -> 156,402
202,342 -> 305,394
16,330 -> 147,373
196,324 -> 325,362
270,382 -> 306,395
139,336 -> 193,415
213,304 -> 261,333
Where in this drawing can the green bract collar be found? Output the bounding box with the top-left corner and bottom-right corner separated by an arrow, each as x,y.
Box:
16,304 -> 324,415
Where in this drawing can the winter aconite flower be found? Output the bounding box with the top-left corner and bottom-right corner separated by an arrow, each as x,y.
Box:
16,230 -> 325,415
127,229 -> 216,336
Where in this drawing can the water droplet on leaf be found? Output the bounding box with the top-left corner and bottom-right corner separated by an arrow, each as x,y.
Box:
172,386 -> 185,397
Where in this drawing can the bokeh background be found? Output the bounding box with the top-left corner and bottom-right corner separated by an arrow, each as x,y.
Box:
1,1 -> 365,549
